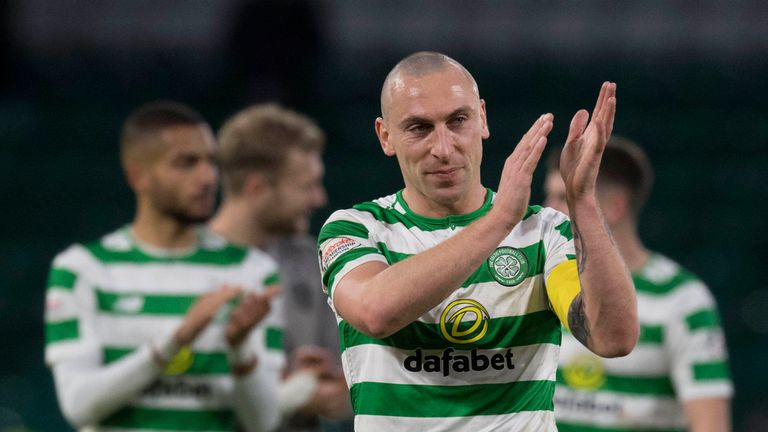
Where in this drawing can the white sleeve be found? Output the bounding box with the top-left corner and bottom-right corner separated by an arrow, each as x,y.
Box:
541,207 -> 576,280
230,251 -> 285,432
229,343 -> 282,432
51,342 -> 165,428
317,209 -> 388,301
45,245 -> 167,427
666,280 -> 733,401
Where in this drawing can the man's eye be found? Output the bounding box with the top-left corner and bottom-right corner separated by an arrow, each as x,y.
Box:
451,116 -> 467,126
408,124 -> 429,133
175,157 -> 197,168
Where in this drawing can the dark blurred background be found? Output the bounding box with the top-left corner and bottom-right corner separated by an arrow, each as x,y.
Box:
1,1 -> 766,430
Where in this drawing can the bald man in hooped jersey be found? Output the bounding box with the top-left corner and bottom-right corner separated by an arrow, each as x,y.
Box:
316,51 -> 638,431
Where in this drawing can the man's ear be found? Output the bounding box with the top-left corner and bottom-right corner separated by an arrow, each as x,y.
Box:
601,188 -> 630,226
124,163 -> 148,193
376,117 -> 396,157
480,99 -> 490,140
242,172 -> 272,202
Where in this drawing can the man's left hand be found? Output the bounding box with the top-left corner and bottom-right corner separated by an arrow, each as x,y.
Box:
226,285 -> 281,347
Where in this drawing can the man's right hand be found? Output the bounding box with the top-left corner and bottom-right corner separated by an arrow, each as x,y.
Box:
174,286 -> 241,346
490,113 -> 554,230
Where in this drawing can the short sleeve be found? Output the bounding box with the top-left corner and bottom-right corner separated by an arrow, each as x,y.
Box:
666,280 -> 733,401
317,209 -> 388,299
541,208 -> 577,280
539,208 -> 580,329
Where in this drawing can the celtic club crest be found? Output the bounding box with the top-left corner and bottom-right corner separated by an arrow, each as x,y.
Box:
487,247 -> 529,286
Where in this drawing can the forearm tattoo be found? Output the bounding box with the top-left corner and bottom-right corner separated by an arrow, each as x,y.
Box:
568,292 -> 590,347
572,222 -> 586,275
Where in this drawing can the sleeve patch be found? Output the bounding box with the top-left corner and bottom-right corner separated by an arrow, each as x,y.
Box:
319,237 -> 363,273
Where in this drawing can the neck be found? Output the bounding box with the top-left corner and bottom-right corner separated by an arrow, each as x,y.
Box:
132,203 -> 198,249
403,183 -> 487,218
610,219 -> 650,272
209,199 -> 270,248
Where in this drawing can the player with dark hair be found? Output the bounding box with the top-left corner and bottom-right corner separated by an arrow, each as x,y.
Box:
546,137 -> 733,431
45,101 -> 283,431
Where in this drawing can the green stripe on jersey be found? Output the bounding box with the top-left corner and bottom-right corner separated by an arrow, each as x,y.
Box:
375,241 -> 546,288
318,220 -> 369,244
685,309 -> 720,330
638,324 -> 664,344
47,268 -> 77,290
556,370 -> 675,396
522,205 -> 544,221
322,240 -> 546,296
266,326 -> 283,350
263,271 -> 280,286
104,347 -> 230,374
557,421 -> 684,432
351,201 -> 418,228
322,246 -> 380,294
95,289 -> 195,315
83,241 -> 248,266
692,361 -> 729,381
102,406 -> 236,431
632,271 -> 697,295
46,319 -> 79,344
351,380 -> 554,417
339,310 -> 560,352
348,193 -> 543,233
351,189 -> 493,232
555,220 -> 573,241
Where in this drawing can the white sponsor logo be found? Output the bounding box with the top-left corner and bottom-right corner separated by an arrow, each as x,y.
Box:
114,295 -> 145,314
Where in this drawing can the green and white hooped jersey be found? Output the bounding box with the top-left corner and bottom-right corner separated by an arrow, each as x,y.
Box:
44,227 -> 284,431
555,253 -> 733,432
318,190 -> 576,432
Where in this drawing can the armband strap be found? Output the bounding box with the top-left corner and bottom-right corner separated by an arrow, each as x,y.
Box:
545,260 -> 582,331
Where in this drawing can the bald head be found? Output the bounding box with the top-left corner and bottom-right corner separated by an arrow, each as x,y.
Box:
380,51 -> 479,119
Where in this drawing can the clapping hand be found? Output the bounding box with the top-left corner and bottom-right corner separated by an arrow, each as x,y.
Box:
559,82 -> 617,201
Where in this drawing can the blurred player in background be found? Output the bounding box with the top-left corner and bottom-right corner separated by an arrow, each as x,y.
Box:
44,101 -> 283,431
546,137 -> 733,431
210,103 -> 352,432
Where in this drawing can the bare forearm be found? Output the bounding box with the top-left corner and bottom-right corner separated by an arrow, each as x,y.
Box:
340,209 -> 512,338
685,398 -> 731,432
568,196 -> 638,356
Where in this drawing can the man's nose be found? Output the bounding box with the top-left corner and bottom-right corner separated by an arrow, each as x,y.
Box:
198,160 -> 218,188
430,126 -> 455,160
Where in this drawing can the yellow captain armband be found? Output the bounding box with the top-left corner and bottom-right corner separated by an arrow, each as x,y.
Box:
546,260 -> 582,332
